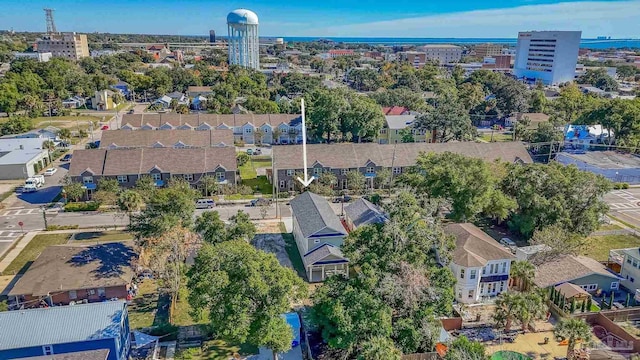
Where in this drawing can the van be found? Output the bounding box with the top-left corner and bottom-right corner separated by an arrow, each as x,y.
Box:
500,237 -> 517,253
195,199 -> 215,209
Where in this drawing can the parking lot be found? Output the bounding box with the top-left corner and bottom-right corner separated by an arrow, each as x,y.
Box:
604,189 -> 640,228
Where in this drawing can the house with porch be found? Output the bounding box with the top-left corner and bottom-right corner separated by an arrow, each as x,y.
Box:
444,223 -> 516,303
0,301 -> 130,360
534,254 -> 622,294
290,191 -> 349,282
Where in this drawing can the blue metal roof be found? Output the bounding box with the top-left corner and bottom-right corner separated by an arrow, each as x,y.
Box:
0,301 -> 126,350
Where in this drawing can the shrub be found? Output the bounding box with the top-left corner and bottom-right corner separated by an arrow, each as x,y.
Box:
64,202 -> 100,212
46,224 -> 79,231
623,182 -> 630,189
234,139 -> 246,147
237,152 -> 250,166
237,185 -> 253,195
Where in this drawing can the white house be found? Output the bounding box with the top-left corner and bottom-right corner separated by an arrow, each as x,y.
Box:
565,124 -> 614,150
445,223 -> 516,304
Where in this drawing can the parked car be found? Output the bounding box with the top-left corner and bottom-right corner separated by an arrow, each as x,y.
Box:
246,149 -> 253,155
195,199 -> 215,209
127,109 -> 135,114
500,237 -> 518,253
332,195 -> 353,203
101,125 -> 109,130
249,198 -> 271,207
253,148 -> 262,155
61,154 -> 72,161
44,168 -> 58,176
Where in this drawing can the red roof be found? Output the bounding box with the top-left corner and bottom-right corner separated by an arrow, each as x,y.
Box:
382,106 -> 410,115
329,49 -> 354,55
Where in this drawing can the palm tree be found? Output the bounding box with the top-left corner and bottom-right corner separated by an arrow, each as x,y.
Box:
42,140 -> 56,163
515,291 -> 547,332
554,318 -> 591,360
57,128 -> 71,144
493,292 -> 520,332
510,260 -> 535,292
117,189 -> 144,226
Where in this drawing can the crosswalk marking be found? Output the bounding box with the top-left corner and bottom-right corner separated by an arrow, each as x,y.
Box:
1,209 -> 39,217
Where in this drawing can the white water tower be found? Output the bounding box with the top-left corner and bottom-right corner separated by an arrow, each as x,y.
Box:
227,9 -> 259,70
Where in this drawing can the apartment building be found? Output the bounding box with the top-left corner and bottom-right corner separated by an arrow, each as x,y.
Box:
120,113 -> 302,145
419,44 -> 463,64
271,142 -> 532,192
37,32 -> 90,60
100,129 -> 234,149
399,51 -> 428,68
514,31 -> 581,85
445,223 -> 516,303
473,43 -> 504,58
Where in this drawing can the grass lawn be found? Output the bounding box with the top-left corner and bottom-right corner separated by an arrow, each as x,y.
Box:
128,280 -> 167,329
239,156 -> 273,195
598,223 -> 623,231
71,230 -> 133,243
280,225 -> 307,281
225,194 -> 255,200
479,133 -> 513,142
175,340 -> 258,360
608,215 -> 639,230
172,286 -> 208,327
242,176 -> 272,195
581,234 -> 640,261
0,233 -> 70,275
31,115 -> 101,128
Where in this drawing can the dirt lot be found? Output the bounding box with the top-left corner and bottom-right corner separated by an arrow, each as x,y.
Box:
252,233 -> 293,269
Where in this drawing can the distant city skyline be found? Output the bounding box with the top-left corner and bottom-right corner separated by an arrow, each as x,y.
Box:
1,0 -> 639,38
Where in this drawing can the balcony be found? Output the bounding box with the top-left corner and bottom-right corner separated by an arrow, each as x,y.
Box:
479,274 -> 509,283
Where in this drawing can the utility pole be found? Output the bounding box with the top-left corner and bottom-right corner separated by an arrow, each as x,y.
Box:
547,139 -> 554,163
41,205 -> 48,229
388,144 -> 398,198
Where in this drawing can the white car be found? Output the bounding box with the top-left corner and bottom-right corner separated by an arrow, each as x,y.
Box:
44,168 -> 57,176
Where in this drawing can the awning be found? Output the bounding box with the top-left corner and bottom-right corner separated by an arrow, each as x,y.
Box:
154,180 -> 164,187
133,331 -> 159,349
83,183 -> 97,190
480,274 -> 509,283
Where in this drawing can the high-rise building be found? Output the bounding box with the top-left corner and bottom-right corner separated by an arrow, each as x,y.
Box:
227,9 -> 259,70
36,32 -> 89,60
209,30 -> 216,43
514,31 -> 581,85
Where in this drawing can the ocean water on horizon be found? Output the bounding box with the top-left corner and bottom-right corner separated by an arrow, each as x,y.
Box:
281,37 -> 640,49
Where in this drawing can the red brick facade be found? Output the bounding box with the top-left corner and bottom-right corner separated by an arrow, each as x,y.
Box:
18,285 -> 130,307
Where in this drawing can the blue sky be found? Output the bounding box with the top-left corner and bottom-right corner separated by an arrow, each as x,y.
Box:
2,0 -> 639,37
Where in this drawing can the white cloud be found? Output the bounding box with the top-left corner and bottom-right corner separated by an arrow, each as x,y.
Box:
299,1 -> 640,38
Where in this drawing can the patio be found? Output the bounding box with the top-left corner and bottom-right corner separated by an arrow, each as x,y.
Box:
485,331 -> 597,359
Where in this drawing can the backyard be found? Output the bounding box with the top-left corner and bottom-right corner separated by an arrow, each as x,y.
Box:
582,233 -> 640,261
239,155 -> 272,195
479,132 -> 513,143
0,233 -> 70,275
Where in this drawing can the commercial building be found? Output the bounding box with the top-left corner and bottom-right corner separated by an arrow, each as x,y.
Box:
9,243 -> 135,307
419,44 -> 463,64
514,31 -> 581,85
68,146 -> 237,196
271,142 -> 532,192
473,43 -> 504,58
0,301 -> 130,360
0,138 -> 50,180
209,30 -> 216,43
227,9 -> 259,70
445,223 -> 516,303
36,32 -> 90,60
13,52 -> 52,62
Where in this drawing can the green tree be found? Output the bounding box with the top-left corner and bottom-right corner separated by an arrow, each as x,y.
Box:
444,336 -> 487,360
135,175 -> 157,201
510,261 -> 535,292
414,94 -> 474,142
198,175 -> 220,196
529,224 -> 588,264
57,128 -> 71,142
64,182 -> 85,202
529,90 -> 547,113
237,152 -> 250,167
458,82 -> 486,111
0,82 -> 21,114
374,168 -> 392,190
188,241 -> 307,352
227,210 -> 256,242
194,210 -> 227,244
554,318 -> 592,360
117,189 -> 144,226
399,128 -> 415,143
493,292 -> 520,332
0,116 -> 33,135
342,93 -> 385,142
307,88 -> 348,142
358,336 -> 402,360
494,78 -> 530,116
98,177 -> 120,193
346,170 -> 366,194
111,92 -> 125,105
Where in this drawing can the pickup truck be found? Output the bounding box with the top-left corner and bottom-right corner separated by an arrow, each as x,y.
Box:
23,175 -> 45,193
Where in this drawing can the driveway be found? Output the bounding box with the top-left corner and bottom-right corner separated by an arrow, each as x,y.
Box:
15,161 -> 67,206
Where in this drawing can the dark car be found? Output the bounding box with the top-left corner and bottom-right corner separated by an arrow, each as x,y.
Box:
61,154 -> 72,161
332,195 -> 352,203
249,198 -> 272,207
127,109 -> 135,114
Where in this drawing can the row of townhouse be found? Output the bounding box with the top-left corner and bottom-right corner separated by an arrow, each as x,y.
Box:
120,113 -> 304,145
270,142 -> 533,192
69,147 -> 237,196
99,129 -> 234,149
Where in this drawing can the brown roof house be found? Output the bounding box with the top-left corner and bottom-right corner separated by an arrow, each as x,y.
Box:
533,254 -> 622,294
445,223 -> 516,304
272,142 -> 532,192
9,243 -> 136,307
100,129 -> 234,148
68,146 -> 237,196
290,192 -> 348,283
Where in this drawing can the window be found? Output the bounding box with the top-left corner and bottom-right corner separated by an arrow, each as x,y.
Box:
482,267 -> 486,275
279,180 -> 286,188
366,166 -> 375,174
502,262 -> 507,273
264,127 -> 269,133
69,290 -> 77,300
633,259 -> 638,267
341,169 -> 348,176
314,239 -> 320,244
380,129 -> 387,134
82,176 -> 93,184
611,282 -> 619,290
88,289 -> 96,295
341,179 -> 347,189
150,173 -> 161,181
460,268 -> 465,279
313,168 -> 322,176
489,264 -> 495,274
468,290 -> 475,299
393,167 -> 402,175
244,127 -> 252,133
287,170 -> 294,176
627,257 -> 632,264
216,172 -> 225,181
480,283 -> 485,293
43,345 -> 53,355
500,282 -> 505,292
183,174 -> 194,181
470,270 -> 476,280
580,284 -> 598,291
98,287 -> 106,297
117,175 -> 128,183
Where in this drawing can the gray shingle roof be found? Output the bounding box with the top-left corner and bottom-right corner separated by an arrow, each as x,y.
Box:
0,301 -> 126,350
273,142 -> 532,170
100,129 -> 233,148
344,198 -> 387,228
385,115 -> 416,130
533,255 -> 621,288
121,113 -> 301,128
303,244 -> 347,267
445,223 -> 516,267
290,192 -> 346,239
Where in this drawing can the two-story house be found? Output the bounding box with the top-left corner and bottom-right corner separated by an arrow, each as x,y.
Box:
272,142 -> 533,193
378,115 -> 435,144
0,301 -> 130,360
609,247 -> 640,300
119,113 -> 302,145
445,223 -> 516,303
290,191 -> 349,282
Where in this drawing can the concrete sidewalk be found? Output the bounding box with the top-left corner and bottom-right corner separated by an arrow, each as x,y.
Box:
0,231 -> 36,274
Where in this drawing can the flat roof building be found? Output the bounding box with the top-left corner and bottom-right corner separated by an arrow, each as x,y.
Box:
0,138 -> 50,180
37,32 -> 90,60
514,31 -> 581,85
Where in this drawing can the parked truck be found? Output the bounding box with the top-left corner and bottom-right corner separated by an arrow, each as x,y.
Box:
23,175 -> 45,193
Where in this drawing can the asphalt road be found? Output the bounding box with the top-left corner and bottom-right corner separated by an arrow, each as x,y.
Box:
604,188 -> 640,228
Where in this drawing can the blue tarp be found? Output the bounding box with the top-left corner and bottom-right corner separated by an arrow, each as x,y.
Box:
133,331 -> 159,349
283,312 -> 301,347
83,183 -> 97,190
